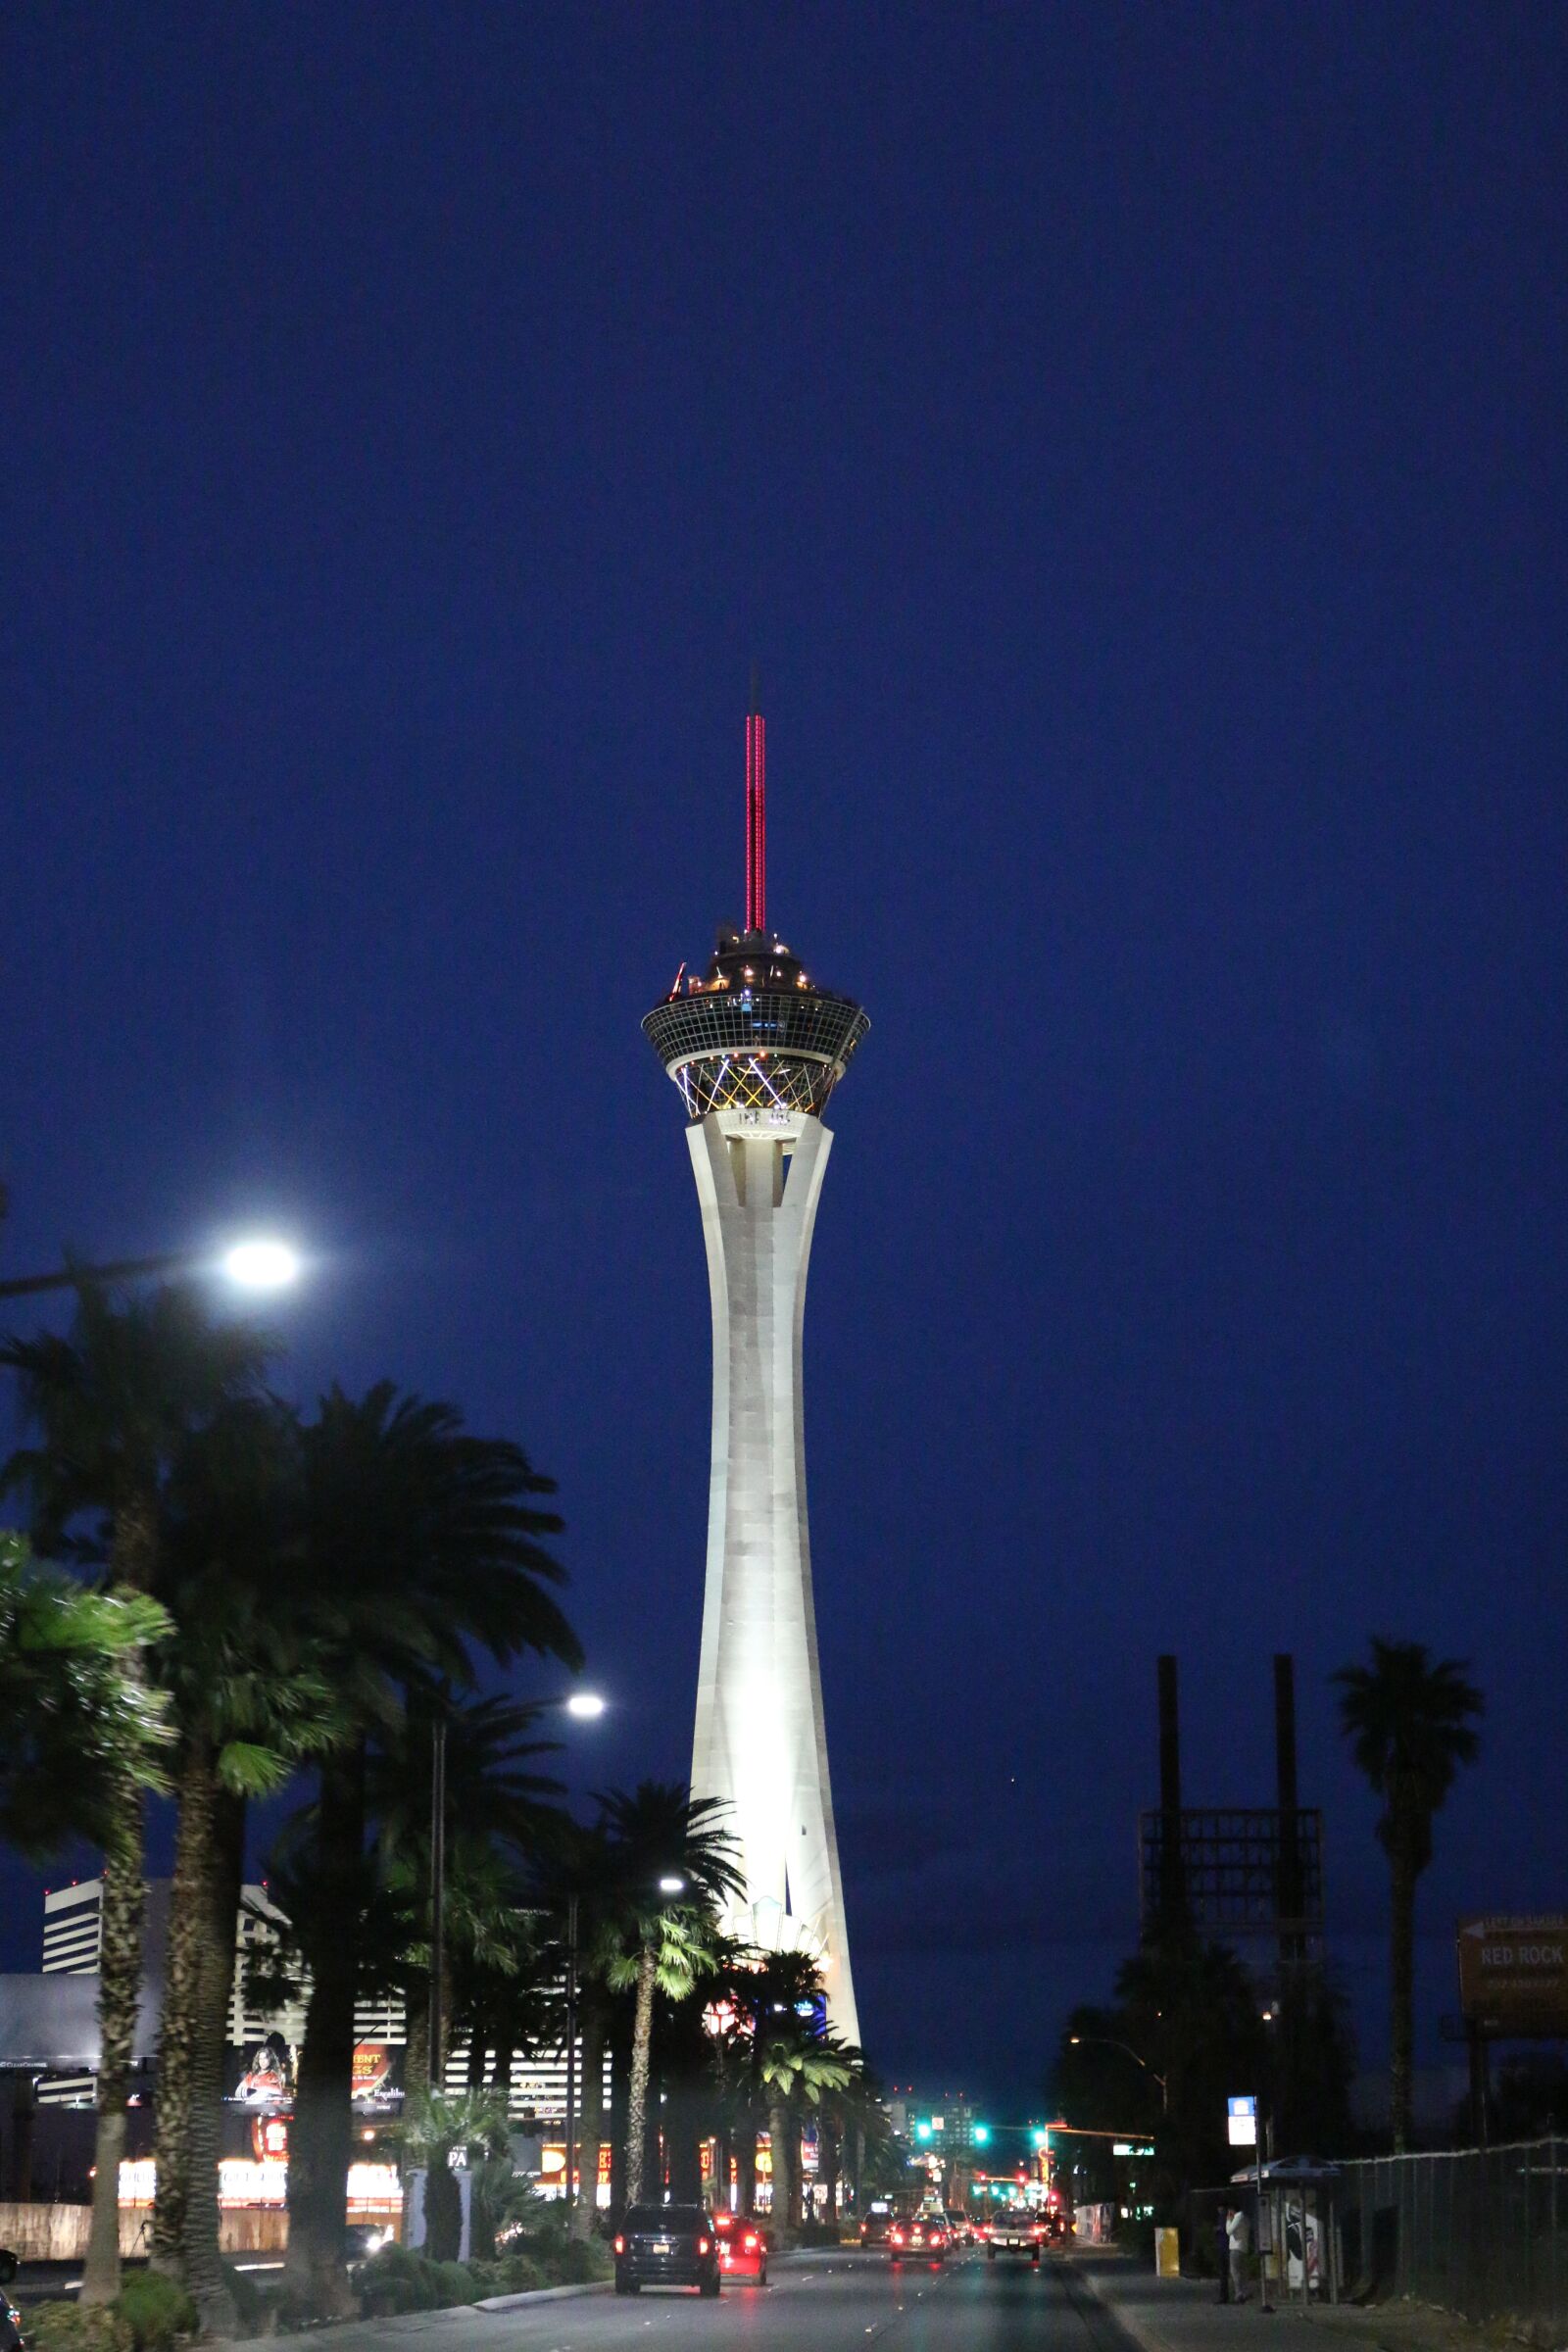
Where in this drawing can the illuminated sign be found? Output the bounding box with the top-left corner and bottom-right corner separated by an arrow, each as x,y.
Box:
1113,2143 -> 1156,2157
1227,2096 -> 1257,2147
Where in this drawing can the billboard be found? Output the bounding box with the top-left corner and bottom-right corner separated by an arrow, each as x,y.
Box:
1456,1915 -> 1568,2035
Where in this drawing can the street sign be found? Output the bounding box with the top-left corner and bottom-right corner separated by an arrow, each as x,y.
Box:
1227,2095 -> 1257,2146
1457,1917 -> 1568,2035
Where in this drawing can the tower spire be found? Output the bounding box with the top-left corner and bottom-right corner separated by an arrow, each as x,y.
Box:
745,669 -> 766,935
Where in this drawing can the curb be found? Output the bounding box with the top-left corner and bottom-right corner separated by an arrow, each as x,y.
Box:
473,2281 -> 613,2311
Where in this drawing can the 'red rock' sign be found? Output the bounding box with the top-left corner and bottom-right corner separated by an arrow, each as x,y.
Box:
1456,1915 -> 1568,2034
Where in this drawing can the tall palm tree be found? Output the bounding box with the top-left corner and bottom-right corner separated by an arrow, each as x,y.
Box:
280,1383 -> 580,2316
812,2036 -> 873,2223
716,1945 -> 822,2213
148,1400 -> 339,2333
2,1281 -> 271,2304
1335,1639 -> 1483,2150
594,1784 -> 743,2206
0,1531 -> 172,1852
758,2023 -> 851,2232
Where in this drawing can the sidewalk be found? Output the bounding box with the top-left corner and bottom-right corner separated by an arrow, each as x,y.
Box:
1072,2252 -> 1331,2352
1071,2254 -> 1529,2352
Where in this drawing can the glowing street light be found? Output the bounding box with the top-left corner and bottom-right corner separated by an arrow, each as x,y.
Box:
220,1237 -> 300,1290
0,1231 -> 306,1301
658,1875 -> 686,1896
564,1690 -> 608,1720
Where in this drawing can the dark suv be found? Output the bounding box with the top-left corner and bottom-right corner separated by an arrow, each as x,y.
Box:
613,2204 -> 721,2297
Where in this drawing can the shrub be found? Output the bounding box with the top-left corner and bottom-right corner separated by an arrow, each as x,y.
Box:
220,2263 -> 264,2332
490,2252 -> 544,2295
354,2244 -> 447,2317
431,2263 -> 480,2306
24,2304 -> 132,2352
117,2273 -> 198,2352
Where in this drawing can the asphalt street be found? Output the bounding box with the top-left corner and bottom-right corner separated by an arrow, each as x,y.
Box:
223,2251 -> 1140,2352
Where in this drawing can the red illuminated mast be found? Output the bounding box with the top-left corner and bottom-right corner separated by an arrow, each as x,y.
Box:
745,674 -> 766,934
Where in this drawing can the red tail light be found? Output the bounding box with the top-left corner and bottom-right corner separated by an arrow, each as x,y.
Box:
697,2237 -> 710,2255
612,2234 -> 625,2255
742,2232 -> 759,2252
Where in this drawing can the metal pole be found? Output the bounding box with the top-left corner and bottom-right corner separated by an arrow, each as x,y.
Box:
1256,2090 -> 1272,2311
0,1250 -> 189,1299
429,1716 -> 447,2090
564,1893 -> 579,2216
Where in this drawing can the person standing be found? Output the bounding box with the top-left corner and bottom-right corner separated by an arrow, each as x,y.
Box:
1227,2202 -> 1251,2303
1215,2207 -> 1233,2302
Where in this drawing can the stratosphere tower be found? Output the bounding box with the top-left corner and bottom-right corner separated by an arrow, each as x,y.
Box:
643,695 -> 867,2042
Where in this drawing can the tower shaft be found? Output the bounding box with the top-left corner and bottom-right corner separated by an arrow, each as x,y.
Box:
686,1112 -> 859,2044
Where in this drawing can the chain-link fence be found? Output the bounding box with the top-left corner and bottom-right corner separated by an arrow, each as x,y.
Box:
1338,2138 -> 1565,2336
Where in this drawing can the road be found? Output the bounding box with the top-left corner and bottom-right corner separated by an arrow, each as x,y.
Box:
225,2251 -> 1139,2352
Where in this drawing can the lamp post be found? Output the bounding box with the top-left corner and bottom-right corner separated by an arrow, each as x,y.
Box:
1068,2034 -> 1169,2111
0,1236 -> 302,1299
425,1687 -> 605,2117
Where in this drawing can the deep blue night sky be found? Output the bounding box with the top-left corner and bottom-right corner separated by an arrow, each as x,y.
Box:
4,4 -> 1565,2111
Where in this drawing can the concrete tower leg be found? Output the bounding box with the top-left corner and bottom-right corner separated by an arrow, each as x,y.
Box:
686,1110 -> 860,2046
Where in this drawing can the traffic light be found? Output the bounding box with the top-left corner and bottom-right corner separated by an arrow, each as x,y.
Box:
973,2124 -> 991,2145
915,2122 -> 932,2142
1032,2129 -> 1051,2149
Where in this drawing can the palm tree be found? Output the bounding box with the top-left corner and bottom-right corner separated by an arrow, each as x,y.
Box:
0,1531 -> 172,1852
1335,1639 -> 1483,2150
280,1383 -> 580,2316
593,1784 -> 743,2206
758,2023 -> 851,2231
812,2037 -> 873,2223
717,1945 -> 822,2214
2,1281 -> 271,2304
147,1400 -> 339,2332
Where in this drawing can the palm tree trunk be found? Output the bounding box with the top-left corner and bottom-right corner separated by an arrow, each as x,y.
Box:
283,1747 -> 366,2318
570,2012 -> 605,2239
182,1794 -> 244,2334
1389,1836 -> 1419,2154
151,1738 -> 217,2280
768,2099 -> 795,2237
735,2110 -> 757,2215
403,1978 -> 430,2107
81,1773 -> 146,2305
624,1940 -> 658,2205
820,2116 -> 840,2222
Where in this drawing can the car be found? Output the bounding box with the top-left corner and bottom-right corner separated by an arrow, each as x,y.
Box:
986,2207 -> 1045,2265
888,2213 -> 951,2266
859,2199 -> 910,2247
712,2209 -> 769,2285
612,2203 -> 721,2297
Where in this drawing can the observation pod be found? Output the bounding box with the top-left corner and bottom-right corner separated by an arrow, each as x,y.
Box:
643,721 -> 866,2047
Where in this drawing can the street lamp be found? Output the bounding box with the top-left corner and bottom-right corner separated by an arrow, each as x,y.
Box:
658,1875 -> 686,1896
0,1233 -> 303,1300
1068,2034 -> 1169,2111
